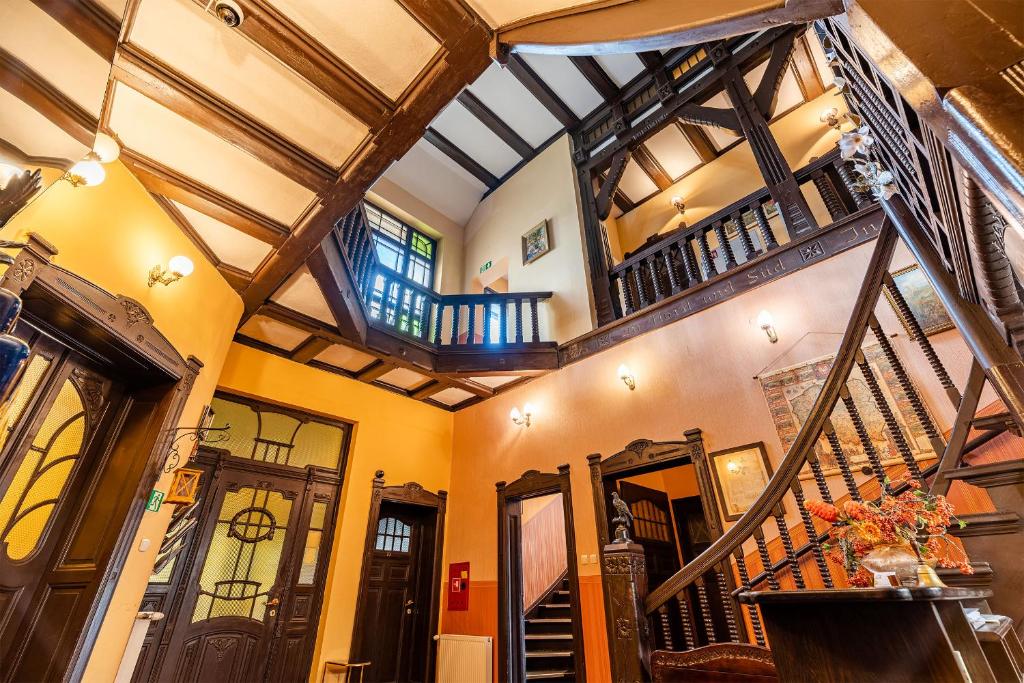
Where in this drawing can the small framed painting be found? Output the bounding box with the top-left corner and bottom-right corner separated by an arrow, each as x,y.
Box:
709,442 -> 777,521
522,219 -> 551,265
884,264 -> 954,336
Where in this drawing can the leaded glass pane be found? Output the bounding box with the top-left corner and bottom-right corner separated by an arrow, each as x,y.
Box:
374,517 -> 411,554
0,354 -> 51,453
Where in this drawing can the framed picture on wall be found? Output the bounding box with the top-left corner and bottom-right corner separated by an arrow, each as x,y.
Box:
522,219 -> 551,265
709,442 -> 776,521
884,264 -> 954,336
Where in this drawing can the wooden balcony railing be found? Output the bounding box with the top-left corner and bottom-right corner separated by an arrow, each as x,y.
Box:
335,203 -> 553,350
609,149 -> 871,318
603,195 -> 1024,673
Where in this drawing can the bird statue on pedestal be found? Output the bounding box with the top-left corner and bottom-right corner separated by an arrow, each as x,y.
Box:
610,491 -> 634,543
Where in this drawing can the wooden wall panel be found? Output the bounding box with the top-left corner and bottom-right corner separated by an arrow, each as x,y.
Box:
521,496 -> 568,609
579,574 -> 611,682
441,580 -> 499,682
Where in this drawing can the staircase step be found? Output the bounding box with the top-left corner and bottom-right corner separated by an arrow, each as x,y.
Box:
526,634 -> 572,640
526,651 -> 573,658
525,671 -> 574,680
527,618 -> 572,623
537,604 -> 571,618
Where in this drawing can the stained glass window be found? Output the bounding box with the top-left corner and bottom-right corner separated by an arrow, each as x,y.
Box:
363,202 -> 437,289
375,516 -> 411,553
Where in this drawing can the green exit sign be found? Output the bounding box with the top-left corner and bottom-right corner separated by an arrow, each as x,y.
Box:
146,489 -> 164,512
479,260 -> 492,274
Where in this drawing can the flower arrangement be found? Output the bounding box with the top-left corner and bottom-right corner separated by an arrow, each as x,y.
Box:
805,476 -> 971,587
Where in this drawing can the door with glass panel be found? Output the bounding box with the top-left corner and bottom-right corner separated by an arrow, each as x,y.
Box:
145,394 -> 347,683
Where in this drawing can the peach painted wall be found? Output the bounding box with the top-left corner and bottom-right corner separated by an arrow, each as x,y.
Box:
214,343 -> 455,683
5,161 -> 244,682
442,237 -> 991,679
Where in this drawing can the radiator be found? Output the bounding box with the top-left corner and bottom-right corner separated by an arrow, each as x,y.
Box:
434,634 -> 492,683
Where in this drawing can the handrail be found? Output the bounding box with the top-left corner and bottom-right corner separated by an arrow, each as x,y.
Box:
644,214 -> 899,612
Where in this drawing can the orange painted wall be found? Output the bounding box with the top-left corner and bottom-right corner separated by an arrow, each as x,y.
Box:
442,238 -> 992,680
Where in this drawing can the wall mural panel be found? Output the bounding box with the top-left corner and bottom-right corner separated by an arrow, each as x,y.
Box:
759,344 -> 933,479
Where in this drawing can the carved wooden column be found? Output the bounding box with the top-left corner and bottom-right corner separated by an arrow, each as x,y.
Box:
603,541 -> 651,682
715,42 -> 818,237
575,141 -> 621,325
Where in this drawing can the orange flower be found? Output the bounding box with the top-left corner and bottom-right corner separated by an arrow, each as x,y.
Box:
805,500 -> 839,522
843,501 -> 870,520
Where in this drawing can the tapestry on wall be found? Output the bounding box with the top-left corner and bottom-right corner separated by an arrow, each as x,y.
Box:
758,344 -> 934,480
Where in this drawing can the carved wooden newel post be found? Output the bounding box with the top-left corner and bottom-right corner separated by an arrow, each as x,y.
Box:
603,537 -> 651,681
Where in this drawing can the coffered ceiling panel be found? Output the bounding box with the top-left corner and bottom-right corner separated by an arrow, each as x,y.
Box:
270,266 -> 337,324
269,0 -> 439,100
593,53 -> 645,87
0,0 -> 110,117
128,0 -> 368,166
0,90 -> 89,163
466,62 -> 562,148
618,159 -> 659,202
520,52 -> 603,119
700,90 -> 742,150
645,125 -> 701,180
379,367 -> 431,390
238,314 -> 309,351
744,60 -> 803,116
430,386 -> 475,407
173,201 -> 273,271
380,139 -> 487,227
465,0 -> 604,28
469,375 -> 520,388
109,83 -> 317,224
431,100 -> 521,178
96,0 -> 129,19
314,343 -> 377,372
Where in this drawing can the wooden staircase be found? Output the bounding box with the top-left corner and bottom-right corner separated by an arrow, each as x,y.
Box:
524,576 -> 576,681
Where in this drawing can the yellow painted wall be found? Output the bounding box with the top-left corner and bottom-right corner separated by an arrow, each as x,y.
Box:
215,343 -> 454,682
4,160 -> 243,682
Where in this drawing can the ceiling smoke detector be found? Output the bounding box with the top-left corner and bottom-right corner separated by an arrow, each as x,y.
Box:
213,0 -> 244,27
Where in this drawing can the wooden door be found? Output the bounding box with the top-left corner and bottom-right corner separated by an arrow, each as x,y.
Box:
355,501 -> 438,683
0,335 -> 126,681
617,481 -> 681,586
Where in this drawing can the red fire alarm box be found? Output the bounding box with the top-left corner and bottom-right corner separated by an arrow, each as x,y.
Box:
448,561 -> 470,611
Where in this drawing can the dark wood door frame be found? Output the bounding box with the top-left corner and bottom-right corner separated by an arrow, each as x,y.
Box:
586,430 -> 746,656
350,471 -> 448,682
496,465 -> 586,683
0,233 -> 202,682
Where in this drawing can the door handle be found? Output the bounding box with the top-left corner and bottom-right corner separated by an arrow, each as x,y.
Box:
405,600 -> 414,615
266,597 -> 281,607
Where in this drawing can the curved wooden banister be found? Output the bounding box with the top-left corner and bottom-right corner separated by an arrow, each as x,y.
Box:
645,216 -> 899,613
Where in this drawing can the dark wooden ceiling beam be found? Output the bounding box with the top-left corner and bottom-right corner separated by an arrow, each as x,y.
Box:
122,151 -> 289,247
0,137 -> 72,170
411,380 -> 448,400
612,188 -> 635,215
0,46 -> 97,147
239,23 -> 491,317
506,55 -> 579,128
676,102 -> 742,134
188,0 -> 391,131
637,51 -> 662,70
596,148 -> 630,220
394,0 -> 480,46
632,144 -> 673,191
791,35 -> 825,101
113,46 -> 334,192
456,90 -> 534,159
569,56 -> 619,101
28,0 -> 119,61
423,127 -> 498,189
677,121 -> 718,163
753,31 -> 798,117
357,360 -> 396,382
290,334 -> 333,363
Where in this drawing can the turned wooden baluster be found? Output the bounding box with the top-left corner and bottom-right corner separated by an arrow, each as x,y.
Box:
529,298 -> 540,343
695,576 -> 717,644
773,506 -> 805,589
713,220 -> 738,270
753,528 -> 780,590
834,159 -> 873,209
676,593 -> 696,650
499,299 -> 507,344
696,230 -> 717,280
881,278 -> 961,405
733,549 -> 766,647
714,569 -> 741,643
647,256 -> 664,301
806,449 -> 833,504
840,385 -> 890,491
514,299 -> 524,344
791,481 -> 834,588
823,417 -> 862,501
482,302 -> 493,345
856,350 -> 924,480
680,238 -> 701,287
466,301 -> 476,344
751,204 -> 779,251
662,247 -> 682,295
657,604 -> 674,650
812,169 -> 848,220
450,303 -> 460,345
620,273 -> 637,315
632,266 -> 650,309
732,211 -> 757,261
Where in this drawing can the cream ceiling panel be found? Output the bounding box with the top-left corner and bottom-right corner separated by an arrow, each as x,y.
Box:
700,91 -> 741,150
645,126 -> 701,180
381,139 -> 486,227
130,0 -> 367,166
618,159 -> 659,202
431,101 -> 521,177
173,201 -> 272,271
110,83 -> 316,224
431,387 -> 474,406
270,266 -> 337,324
807,34 -> 833,86
466,63 -> 561,148
96,0 -> 128,18
269,0 -> 438,100
0,90 -> 89,163
520,53 -> 603,119
594,53 -> 644,88
465,0 -> 603,28
743,60 -> 805,117
314,344 -> 376,372
378,368 -> 431,390
469,375 -> 519,388
238,315 -> 309,351
0,0 -> 110,117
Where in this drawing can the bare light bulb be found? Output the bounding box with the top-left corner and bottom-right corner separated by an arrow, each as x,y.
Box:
617,364 -> 636,390
168,255 -> 194,278
757,310 -> 778,343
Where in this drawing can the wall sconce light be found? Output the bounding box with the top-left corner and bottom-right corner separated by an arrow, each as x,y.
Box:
819,107 -> 842,131
757,309 -> 779,344
726,460 -> 740,473
92,132 -> 121,163
64,153 -> 106,188
617,364 -> 636,391
510,403 -> 534,427
148,255 -> 194,287
671,195 -> 686,215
